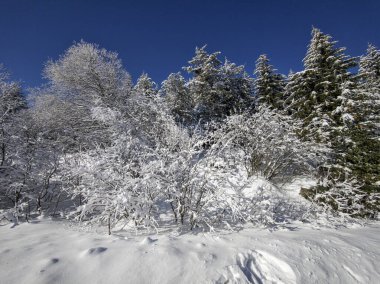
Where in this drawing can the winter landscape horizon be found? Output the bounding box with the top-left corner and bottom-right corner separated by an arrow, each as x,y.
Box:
0,1 -> 379,283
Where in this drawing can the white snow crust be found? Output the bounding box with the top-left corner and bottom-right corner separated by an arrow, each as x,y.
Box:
0,218 -> 379,284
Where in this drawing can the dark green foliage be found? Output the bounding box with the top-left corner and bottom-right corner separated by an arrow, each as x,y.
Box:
285,28 -> 357,143
253,54 -> 285,109
184,46 -> 254,123
335,45 -> 380,187
301,184 -> 379,218
342,128 -> 380,186
283,29 -> 379,218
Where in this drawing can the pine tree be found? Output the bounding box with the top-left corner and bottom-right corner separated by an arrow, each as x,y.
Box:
253,54 -> 285,109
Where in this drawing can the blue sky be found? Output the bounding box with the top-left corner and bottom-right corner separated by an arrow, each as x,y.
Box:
0,0 -> 379,88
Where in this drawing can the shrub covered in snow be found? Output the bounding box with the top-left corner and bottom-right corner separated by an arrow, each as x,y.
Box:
209,107 -> 327,183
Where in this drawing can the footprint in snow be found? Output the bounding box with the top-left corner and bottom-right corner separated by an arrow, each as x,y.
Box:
196,242 -> 207,249
50,258 -> 59,264
140,237 -> 158,245
218,250 -> 296,284
87,247 -> 108,255
40,258 -> 60,273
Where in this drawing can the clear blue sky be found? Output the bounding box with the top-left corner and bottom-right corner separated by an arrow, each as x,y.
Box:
1,0 -> 379,89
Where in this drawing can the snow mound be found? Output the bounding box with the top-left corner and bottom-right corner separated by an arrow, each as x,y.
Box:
219,250 -> 296,284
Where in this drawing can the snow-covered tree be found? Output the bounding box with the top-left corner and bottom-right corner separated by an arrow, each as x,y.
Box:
285,27 -> 357,142
30,91 -> 110,152
282,29 -> 380,215
161,72 -> 193,125
336,45 -> 380,187
0,66 -> 26,166
0,106 -> 65,222
0,66 -> 28,219
327,45 -> 380,187
218,59 -> 254,114
359,44 -> 380,89
133,73 -> 158,99
44,41 -> 132,111
254,54 -> 285,109
210,107 -> 327,183
41,41 -> 136,151
357,44 -> 380,135
184,46 -> 253,123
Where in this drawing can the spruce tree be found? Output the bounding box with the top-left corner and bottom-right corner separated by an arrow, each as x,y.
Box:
133,73 -> 158,98
285,27 -> 357,143
288,30 -> 379,217
218,59 -> 254,114
184,46 -> 253,122
357,44 -> 380,134
161,72 -> 194,125
341,44 -> 380,187
254,54 -> 285,109
183,46 -> 222,122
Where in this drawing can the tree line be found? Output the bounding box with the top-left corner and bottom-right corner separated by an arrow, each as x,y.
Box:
0,28 -> 378,232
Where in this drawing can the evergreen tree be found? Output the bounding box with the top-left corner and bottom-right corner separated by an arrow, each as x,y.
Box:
183,46 -> 222,122
184,46 -> 253,122
288,31 -> 379,217
359,44 -> 380,89
161,72 -> 193,125
285,27 -> 357,142
339,45 -> 380,186
253,54 -> 285,109
133,73 -> 158,98
357,44 -> 380,135
218,59 -> 254,113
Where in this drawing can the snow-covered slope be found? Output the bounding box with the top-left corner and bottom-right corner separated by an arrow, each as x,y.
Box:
0,219 -> 379,284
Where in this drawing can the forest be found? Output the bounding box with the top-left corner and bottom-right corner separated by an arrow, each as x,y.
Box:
0,27 -> 379,234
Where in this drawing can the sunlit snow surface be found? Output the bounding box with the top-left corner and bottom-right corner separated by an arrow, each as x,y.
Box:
0,218 -> 379,284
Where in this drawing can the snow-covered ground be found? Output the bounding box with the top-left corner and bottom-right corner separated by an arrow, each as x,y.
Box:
0,218 -> 379,284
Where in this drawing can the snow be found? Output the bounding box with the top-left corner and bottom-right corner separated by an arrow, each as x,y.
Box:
1,219 -> 379,284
